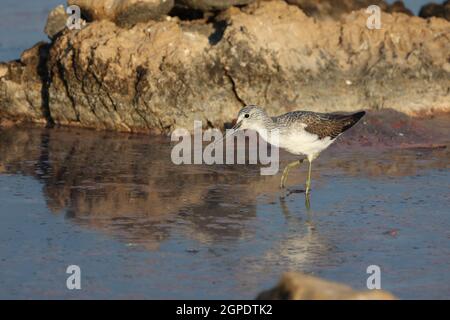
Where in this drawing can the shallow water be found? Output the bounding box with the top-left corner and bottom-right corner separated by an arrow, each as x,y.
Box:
0,126 -> 449,299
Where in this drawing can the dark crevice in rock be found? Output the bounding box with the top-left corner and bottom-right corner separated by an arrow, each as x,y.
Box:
133,66 -> 152,130
88,60 -> 120,117
83,82 -> 102,124
36,43 -> 54,127
81,48 -> 106,125
208,19 -> 228,45
79,10 -> 94,23
338,25 -> 344,46
87,55 -> 119,117
205,118 -> 214,129
56,59 -> 80,122
135,107 -> 151,131
224,67 -> 246,107
169,4 -> 204,21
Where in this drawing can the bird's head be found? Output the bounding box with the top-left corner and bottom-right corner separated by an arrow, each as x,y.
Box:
232,105 -> 270,132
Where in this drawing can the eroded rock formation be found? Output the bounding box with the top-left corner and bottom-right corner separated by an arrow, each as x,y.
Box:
0,1 -> 449,133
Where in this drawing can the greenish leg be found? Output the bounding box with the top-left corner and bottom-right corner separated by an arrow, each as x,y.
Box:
305,193 -> 311,210
280,159 -> 303,189
305,160 -> 313,195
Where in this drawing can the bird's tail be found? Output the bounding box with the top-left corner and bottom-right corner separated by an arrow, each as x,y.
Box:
341,111 -> 366,132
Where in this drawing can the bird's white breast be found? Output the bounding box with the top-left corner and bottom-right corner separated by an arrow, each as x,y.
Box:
258,126 -> 335,158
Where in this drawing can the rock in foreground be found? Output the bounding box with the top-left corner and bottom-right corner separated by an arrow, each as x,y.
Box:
257,272 -> 396,300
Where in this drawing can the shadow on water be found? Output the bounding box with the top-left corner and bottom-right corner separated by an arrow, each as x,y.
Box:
0,126 -> 449,299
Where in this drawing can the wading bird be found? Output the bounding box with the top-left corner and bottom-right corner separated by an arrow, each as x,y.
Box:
229,105 -> 365,194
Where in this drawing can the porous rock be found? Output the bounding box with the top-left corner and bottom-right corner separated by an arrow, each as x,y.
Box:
257,272 -> 397,300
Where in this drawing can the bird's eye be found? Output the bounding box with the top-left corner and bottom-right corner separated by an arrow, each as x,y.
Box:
244,114 -> 250,118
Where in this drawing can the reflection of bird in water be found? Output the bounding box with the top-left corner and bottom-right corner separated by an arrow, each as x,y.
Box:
279,196 -> 314,231
258,197 -> 328,270
229,106 -> 365,195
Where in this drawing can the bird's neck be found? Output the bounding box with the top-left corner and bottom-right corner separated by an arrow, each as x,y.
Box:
252,118 -> 277,143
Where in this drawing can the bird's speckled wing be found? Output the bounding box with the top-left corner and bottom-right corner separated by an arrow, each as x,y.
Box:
274,111 -> 365,139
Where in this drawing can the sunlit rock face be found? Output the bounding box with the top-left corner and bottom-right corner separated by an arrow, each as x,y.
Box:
0,1 -> 449,133
0,42 -> 51,126
68,0 -> 175,27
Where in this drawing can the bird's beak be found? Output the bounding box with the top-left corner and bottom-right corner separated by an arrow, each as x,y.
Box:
212,120 -> 242,146
231,120 -> 242,131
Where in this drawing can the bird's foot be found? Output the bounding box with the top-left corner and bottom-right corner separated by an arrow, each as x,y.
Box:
280,187 -> 305,199
305,183 -> 311,195
304,187 -> 312,209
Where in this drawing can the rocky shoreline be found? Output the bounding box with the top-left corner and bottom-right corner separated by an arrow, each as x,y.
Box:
0,0 -> 449,134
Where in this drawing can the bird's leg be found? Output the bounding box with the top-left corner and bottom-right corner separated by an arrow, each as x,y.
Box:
280,159 -> 303,189
305,193 -> 311,210
305,159 -> 313,195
